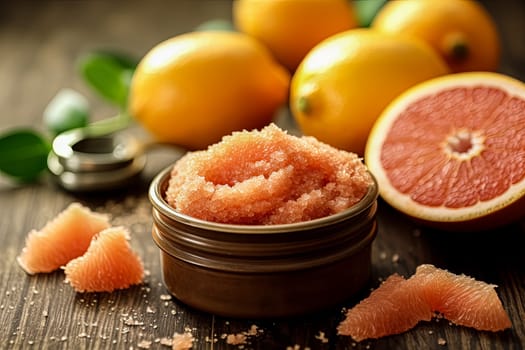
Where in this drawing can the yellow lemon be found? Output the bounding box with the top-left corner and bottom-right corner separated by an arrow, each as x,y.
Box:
372,0 -> 501,72
233,0 -> 358,72
129,31 -> 290,150
290,28 -> 449,155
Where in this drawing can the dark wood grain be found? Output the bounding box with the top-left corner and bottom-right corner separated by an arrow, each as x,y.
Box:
1,1 -> 524,349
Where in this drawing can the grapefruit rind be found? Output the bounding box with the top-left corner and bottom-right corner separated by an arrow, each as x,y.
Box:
338,264 -> 512,341
17,203 -> 110,274
365,72 -> 525,230
63,226 -> 144,293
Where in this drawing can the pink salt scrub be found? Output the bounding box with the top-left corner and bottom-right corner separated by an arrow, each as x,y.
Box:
165,124 -> 373,225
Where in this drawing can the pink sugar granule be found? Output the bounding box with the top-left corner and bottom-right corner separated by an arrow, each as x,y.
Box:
165,124 -> 373,225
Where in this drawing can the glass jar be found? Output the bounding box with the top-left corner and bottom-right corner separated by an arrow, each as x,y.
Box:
149,165 -> 378,318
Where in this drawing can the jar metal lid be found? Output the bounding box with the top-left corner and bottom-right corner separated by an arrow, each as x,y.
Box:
47,128 -> 146,191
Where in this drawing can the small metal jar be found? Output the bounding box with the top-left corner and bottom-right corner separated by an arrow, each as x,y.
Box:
149,165 -> 378,318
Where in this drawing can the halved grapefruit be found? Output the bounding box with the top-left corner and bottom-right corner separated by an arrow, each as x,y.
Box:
337,264 -> 511,341
365,72 -> 525,231
64,226 -> 144,292
17,203 -> 110,274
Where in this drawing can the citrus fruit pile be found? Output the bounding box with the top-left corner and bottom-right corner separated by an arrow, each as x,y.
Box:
126,0 -> 525,230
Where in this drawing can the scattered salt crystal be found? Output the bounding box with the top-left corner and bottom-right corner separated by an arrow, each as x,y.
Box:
226,333 -> 247,345
246,324 -> 258,336
391,253 -> 400,263
60,336 -> 67,341
315,331 -> 329,343
159,337 -> 173,346
285,345 -> 300,350
205,336 -> 218,343
146,306 -> 156,314
138,339 -> 152,349
172,332 -> 194,350
438,337 -> 447,346
123,316 -> 144,326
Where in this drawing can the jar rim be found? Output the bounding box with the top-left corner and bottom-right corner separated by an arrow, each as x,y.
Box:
149,164 -> 378,234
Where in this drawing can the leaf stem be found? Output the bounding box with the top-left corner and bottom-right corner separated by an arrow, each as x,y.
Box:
82,112 -> 133,137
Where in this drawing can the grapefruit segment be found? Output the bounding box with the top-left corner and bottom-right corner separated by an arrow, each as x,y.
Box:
338,264 -> 511,342
336,274 -> 432,341
365,72 -> 525,230
414,265 -> 512,331
64,227 -> 144,293
17,203 -> 110,274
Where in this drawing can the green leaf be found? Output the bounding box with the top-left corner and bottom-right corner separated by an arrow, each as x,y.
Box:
43,88 -> 90,136
77,51 -> 138,108
353,0 -> 388,27
195,19 -> 236,32
0,129 -> 51,181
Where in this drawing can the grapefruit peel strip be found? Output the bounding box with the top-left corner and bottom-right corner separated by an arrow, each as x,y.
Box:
366,72 -> 525,224
337,264 -> 512,342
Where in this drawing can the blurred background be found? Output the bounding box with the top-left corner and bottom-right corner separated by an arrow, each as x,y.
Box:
1,0 -> 523,132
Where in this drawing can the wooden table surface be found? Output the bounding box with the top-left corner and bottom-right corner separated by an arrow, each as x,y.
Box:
1,1 -> 524,349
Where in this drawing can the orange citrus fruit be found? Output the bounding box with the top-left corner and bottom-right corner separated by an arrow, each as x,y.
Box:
338,264 -> 511,341
64,227 -> 144,292
372,0 -> 501,73
129,31 -> 290,150
365,72 -> 525,231
290,28 -> 449,155
233,0 -> 358,72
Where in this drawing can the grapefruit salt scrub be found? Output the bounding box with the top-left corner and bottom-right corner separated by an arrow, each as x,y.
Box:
150,124 -> 378,317
165,124 -> 373,225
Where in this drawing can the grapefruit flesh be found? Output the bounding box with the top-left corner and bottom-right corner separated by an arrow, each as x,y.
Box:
414,265 -> 512,331
337,264 -> 512,341
17,203 -> 110,274
64,227 -> 144,293
365,72 -> 525,230
336,274 -> 432,342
